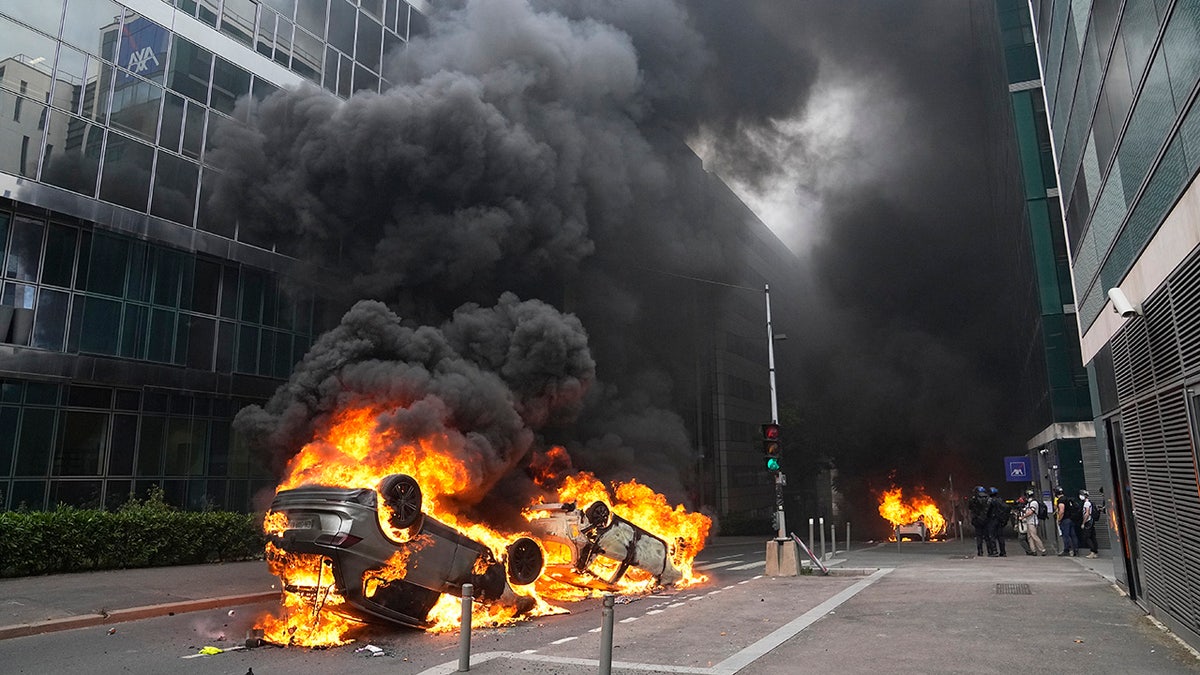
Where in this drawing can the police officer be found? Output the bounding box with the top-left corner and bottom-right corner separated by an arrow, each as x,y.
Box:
986,487 -> 1008,557
969,486 -> 992,556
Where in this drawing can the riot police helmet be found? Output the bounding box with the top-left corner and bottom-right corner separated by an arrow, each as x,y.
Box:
988,486 -> 999,496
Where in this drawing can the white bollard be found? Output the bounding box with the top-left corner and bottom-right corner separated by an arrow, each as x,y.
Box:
458,584 -> 473,672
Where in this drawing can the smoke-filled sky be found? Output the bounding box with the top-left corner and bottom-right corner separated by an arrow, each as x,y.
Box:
227,0 -> 1035,528
688,1 -> 1034,507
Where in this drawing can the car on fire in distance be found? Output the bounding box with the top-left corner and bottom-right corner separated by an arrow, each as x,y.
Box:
267,473 -> 545,629
895,517 -> 929,542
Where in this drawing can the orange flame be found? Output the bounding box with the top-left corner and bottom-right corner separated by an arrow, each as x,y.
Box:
877,487 -> 946,539
256,404 -> 711,645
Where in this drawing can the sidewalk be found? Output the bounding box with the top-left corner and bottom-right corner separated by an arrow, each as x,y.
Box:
0,560 -> 277,640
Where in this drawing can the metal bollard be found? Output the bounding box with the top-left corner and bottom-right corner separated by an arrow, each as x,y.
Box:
808,518 -> 815,555
846,522 -> 851,552
600,593 -> 615,675
831,521 -> 837,555
458,584 -> 473,672
819,517 -> 827,559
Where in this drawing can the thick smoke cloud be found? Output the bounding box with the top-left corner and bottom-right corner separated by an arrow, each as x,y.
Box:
217,0 -> 742,507
690,1 -> 1033,528
221,0 -> 1031,528
237,294 -> 594,512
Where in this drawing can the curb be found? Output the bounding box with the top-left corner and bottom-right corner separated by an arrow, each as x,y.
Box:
0,590 -> 279,641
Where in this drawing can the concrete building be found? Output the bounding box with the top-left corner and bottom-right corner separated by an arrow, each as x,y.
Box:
1025,0 -> 1200,647
0,0 -> 795,525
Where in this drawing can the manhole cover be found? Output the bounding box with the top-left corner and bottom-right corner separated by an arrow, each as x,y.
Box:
995,583 -> 1032,595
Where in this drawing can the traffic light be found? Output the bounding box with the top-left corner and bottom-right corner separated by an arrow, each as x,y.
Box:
760,422 -> 781,473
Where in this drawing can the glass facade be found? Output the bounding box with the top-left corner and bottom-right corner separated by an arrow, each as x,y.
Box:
0,0 -> 414,232
998,0 -> 1092,425
1033,0 -> 1200,332
0,0 -> 421,510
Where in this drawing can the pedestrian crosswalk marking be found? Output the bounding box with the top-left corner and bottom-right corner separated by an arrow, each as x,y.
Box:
729,560 -> 767,571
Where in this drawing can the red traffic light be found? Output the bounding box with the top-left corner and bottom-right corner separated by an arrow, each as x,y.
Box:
760,423 -> 780,440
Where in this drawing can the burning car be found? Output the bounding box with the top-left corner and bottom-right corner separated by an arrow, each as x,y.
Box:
526,501 -> 684,589
895,517 -> 929,542
266,473 -> 544,630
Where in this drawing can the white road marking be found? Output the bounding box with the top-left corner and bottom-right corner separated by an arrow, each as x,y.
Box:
619,616 -> 639,623
520,649 -> 538,654
550,636 -> 578,645
694,560 -> 740,571
711,568 -> 893,674
669,602 -> 687,608
729,561 -> 768,571
647,609 -> 664,615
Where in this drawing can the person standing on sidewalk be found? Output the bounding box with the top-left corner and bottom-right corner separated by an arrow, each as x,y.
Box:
1079,490 -> 1099,558
1020,488 -> 1047,555
1014,495 -> 1032,555
1055,487 -> 1079,556
970,486 -> 992,557
986,487 -> 1008,557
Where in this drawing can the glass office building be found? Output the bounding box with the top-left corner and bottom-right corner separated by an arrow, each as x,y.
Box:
1027,0 -> 1200,646
996,0 -> 1097,536
0,0 -> 424,512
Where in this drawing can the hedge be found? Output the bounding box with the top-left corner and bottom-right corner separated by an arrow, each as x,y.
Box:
0,489 -> 266,577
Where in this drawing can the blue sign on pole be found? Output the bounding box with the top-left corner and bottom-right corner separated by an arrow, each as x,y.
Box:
1005,456 -> 1031,482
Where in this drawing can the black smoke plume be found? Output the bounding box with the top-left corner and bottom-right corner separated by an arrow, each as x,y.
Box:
221,0 -> 1033,530
236,294 -> 594,517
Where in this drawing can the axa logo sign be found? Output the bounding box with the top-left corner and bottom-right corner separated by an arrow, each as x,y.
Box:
116,18 -> 167,82
126,46 -> 160,74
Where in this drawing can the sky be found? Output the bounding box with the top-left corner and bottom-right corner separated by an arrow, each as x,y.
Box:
220,0 -> 1037,530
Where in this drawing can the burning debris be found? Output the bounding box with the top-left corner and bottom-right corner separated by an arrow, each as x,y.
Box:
877,487 -> 947,541
246,299 -> 711,647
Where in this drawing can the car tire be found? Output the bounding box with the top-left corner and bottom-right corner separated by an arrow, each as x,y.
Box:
584,501 -> 612,529
379,474 -> 423,529
506,537 -> 545,586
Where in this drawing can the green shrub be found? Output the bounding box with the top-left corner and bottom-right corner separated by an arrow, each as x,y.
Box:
0,491 -> 266,577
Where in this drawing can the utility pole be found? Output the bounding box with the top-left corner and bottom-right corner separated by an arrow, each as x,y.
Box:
765,284 -> 786,540
762,284 -> 800,577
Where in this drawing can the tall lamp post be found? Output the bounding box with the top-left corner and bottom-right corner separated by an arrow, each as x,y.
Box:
765,284 -> 786,540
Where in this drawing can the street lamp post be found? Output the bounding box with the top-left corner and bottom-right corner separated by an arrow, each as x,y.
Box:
765,284 -> 786,540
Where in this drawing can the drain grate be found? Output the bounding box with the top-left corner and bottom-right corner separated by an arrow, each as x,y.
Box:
995,583 -> 1032,595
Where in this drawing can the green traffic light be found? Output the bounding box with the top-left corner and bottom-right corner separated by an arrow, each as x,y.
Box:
766,457 -> 781,472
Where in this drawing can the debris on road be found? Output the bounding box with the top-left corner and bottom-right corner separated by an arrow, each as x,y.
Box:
354,644 -> 387,657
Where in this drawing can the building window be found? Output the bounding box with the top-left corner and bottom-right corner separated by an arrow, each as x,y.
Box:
14,81 -> 25,121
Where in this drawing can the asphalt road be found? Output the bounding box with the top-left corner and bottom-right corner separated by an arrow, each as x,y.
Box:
0,541 -> 772,674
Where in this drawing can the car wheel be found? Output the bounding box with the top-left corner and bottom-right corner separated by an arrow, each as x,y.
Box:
506,537 -> 544,586
379,474 -> 422,529
584,501 -> 612,529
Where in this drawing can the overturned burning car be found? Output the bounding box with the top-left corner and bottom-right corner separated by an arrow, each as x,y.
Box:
266,473 -> 692,632
525,501 -> 684,588
266,473 -> 544,630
